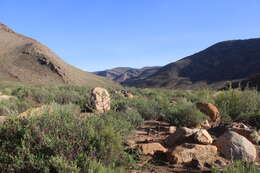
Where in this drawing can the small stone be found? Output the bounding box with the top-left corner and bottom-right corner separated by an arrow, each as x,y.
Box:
169,126 -> 176,134
194,129 -> 213,145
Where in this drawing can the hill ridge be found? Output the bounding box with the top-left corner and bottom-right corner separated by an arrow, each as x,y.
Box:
0,23 -> 117,87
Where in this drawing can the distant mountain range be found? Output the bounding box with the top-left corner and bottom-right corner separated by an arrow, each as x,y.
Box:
95,38 -> 260,89
0,23 -> 117,88
94,66 -> 161,84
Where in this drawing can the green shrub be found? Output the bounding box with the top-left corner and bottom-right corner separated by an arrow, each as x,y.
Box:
163,102 -> 208,127
214,89 -> 260,121
0,98 -> 29,116
3,85 -> 91,111
0,103 -> 133,172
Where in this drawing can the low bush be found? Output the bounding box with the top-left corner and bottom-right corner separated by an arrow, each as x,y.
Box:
163,102 -> 208,127
2,85 -> 91,111
0,103 -> 133,172
214,89 -> 260,121
0,98 -> 29,116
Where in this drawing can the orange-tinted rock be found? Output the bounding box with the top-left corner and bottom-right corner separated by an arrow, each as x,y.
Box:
196,102 -> 220,122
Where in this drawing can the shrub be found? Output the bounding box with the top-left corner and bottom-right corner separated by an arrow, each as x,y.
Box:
163,102 -> 208,127
0,103 -> 133,172
214,89 -> 260,121
3,85 -> 92,111
0,98 -> 29,116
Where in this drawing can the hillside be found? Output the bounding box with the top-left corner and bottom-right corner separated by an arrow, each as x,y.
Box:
94,66 -> 160,84
0,23 -> 117,88
126,38 -> 260,89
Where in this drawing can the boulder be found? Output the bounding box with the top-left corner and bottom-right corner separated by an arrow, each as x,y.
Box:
228,122 -> 260,145
168,143 -> 218,165
90,87 -> 111,113
196,102 -> 220,122
214,131 -> 256,162
165,127 -> 200,147
137,143 -> 167,155
194,129 -> 213,145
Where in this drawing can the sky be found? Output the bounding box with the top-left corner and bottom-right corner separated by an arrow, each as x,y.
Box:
1,0 -> 260,72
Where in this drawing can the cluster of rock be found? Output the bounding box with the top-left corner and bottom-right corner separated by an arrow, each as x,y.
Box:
134,102 -> 259,170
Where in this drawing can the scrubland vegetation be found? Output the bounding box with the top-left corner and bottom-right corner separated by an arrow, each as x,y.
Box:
0,85 -> 260,172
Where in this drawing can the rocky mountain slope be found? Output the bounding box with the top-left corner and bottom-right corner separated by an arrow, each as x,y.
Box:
0,23 -> 117,87
125,38 -> 260,89
94,66 -> 160,84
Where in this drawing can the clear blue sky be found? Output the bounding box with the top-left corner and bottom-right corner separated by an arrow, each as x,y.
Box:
1,0 -> 260,71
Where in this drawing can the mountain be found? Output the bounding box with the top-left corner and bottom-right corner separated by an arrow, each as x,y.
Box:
125,38 -> 260,89
0,23 -> 117,87
94,66 -> 161,84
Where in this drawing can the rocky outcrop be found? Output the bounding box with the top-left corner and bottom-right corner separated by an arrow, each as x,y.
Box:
214,131 -> 256,162
90,87 -> 111,113
196,102 -> 220,122
165,127 -> 200,147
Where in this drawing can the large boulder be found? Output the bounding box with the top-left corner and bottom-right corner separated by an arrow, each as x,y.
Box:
137,143 -> 167,155
168,143 -> 218,166
194,129 -> 213,145
228,122 -> 260,145
214,131 -> 256,162
90,87 -> 111,113
165,127 -> 200,147
196,102 -> 220,122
